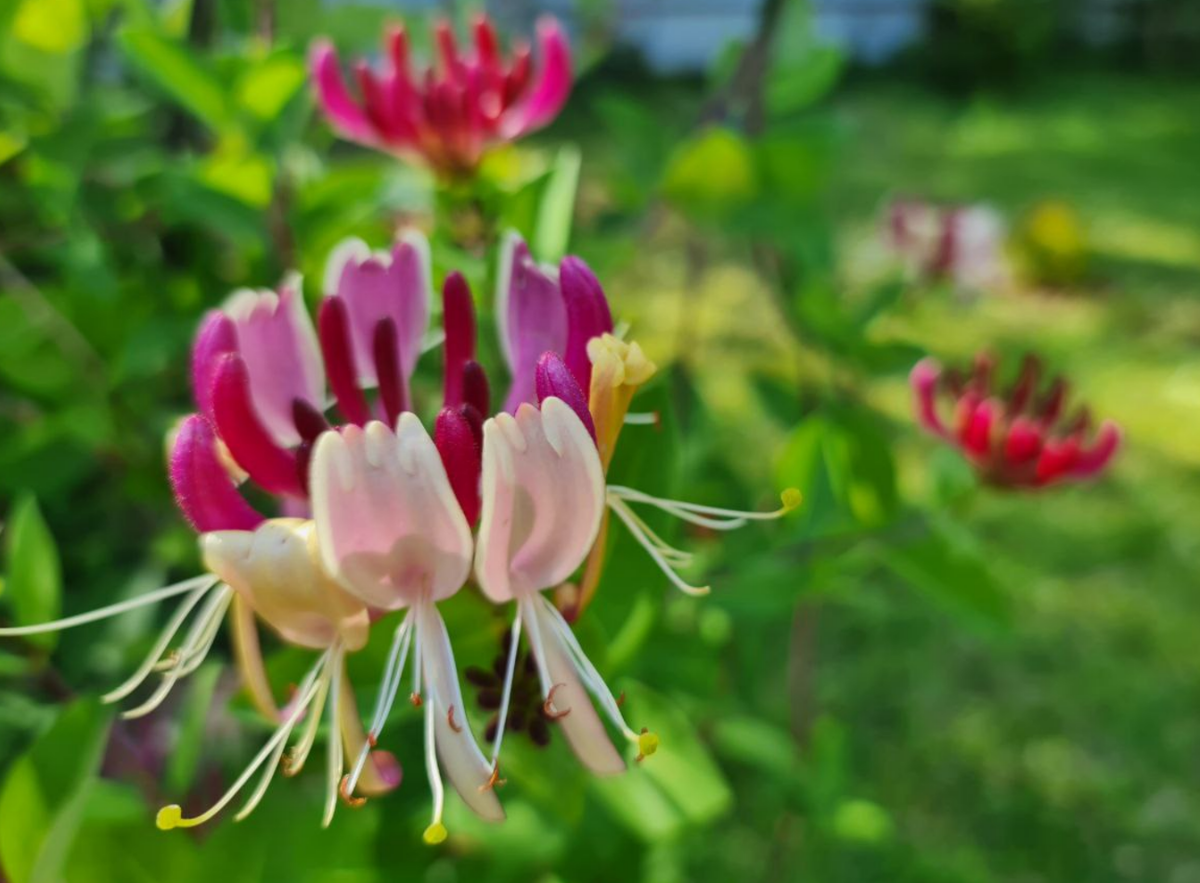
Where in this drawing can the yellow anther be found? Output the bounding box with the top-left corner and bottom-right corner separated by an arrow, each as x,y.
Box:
781,488 -> 802,511
423,822 -> 448,845
637,729 -> 660,760
156,804 -> 183,831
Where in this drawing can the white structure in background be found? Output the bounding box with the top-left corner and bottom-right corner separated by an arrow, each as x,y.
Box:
332,0 -> 929,71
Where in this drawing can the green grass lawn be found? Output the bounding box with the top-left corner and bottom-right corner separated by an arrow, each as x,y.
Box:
803,72 -> 1200,882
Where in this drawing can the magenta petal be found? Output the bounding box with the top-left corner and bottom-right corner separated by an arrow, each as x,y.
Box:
910,358 -> 948,438
461,360 -> 491,418
318,297 -> 371,427
560,256 -> 614,392
169,415 -> 264,533
442,271 -> 477,408
191,311 -> 237,418
1072,420 -> 1121,479
325,234 -> 431,391
499,17 -> 572,138
497,232 -> 568,411
223,284 -> 324,448
435,407 -> 482,526
535,351 -> 596,442
211,354 -> 305,498
311,41 -> 378,144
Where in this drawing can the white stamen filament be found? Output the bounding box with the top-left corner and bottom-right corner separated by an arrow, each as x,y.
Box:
622,412 -> 659,426
422,637 -> 445,830
488,612 -> 523,767
539,596 -> 638,741
0,574 -> 219,636
344,613 -> 413,797
608,485 -> 792,528
157,648 -> 332,831
607,497 -> 711,596
520,596 -> 555,698
288,657 -> 333,777
323,646 -> 345,828
101,582 -> 217,704
609,500 -> 695,565
120,585 -> 235,720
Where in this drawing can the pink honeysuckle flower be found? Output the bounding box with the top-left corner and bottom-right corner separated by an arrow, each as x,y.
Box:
0,424 -> 400,827
470,372 -> 790,771
494,231 -> 613,412
189,230 -> 435,504
911,353 -> 1122,489
473,395 -> 647,774
310,415 -> 504,844
884,198 -> 1009,292
311,14 -> 572,177
156,517 -> 401,831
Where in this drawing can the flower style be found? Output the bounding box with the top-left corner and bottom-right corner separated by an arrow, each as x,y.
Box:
312,14 -> 572,177
310,416 -> 504,844
911,353 -> 1122,488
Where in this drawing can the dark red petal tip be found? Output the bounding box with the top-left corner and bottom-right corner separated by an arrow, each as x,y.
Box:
435,406 -> 482,526
535,351 -> 596,443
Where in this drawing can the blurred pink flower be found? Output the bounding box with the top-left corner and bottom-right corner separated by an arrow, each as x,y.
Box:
885,199 -> 1009,292
311,14 -> 572,177
911,353 -> 1121,489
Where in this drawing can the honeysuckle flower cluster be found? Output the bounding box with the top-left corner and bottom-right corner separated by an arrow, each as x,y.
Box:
0,229 -> 796,842
884,198 -> 1009,293
312,14 -> 571,177
911,352 -> 1122,489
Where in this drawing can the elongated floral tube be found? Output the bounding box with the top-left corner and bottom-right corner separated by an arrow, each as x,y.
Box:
191,311 -> 237,419
435,407 -> 482,526
442,272 -> 476,409
587,334 -> 657,471
499,17 -> 573,138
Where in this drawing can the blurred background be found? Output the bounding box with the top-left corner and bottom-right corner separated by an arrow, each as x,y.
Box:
1,0 -> 1199,880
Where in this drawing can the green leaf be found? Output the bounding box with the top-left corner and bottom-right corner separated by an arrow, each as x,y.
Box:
662,127 -> 758,222
117,27 -> 231,132
532,144 -> 581,262
11,0 -> 88,54
878,516 -> 1014,632
0,699 -> 113,883
765,46 -> 844,118
235,53 -> 307,123
4,495 -> 62,651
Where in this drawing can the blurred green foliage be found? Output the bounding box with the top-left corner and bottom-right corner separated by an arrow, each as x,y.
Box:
0,0 -> 1197,881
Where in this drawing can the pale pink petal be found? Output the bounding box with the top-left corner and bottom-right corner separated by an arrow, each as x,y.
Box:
499,17 -> 572,138
474,398 -> 605,604
202,519 -> 370,652
311,41 -> 379,144
223,281 -> 324,448
522,595 -> 624,775
323,231 -> 432,392
310,417 -> 473,611
495,231 -> 567,411
417,601 -> 505,822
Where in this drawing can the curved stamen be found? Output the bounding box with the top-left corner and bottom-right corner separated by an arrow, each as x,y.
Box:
422,673 -> 447,845
102,581 -> 217,704
487,612 -> 522,767
121,585 -> 235,720
608,485 -> 801,527
0,575 -> 218,637
158,649 -> 332,830
344,614 -> 413,797
607,498 -> 710,596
